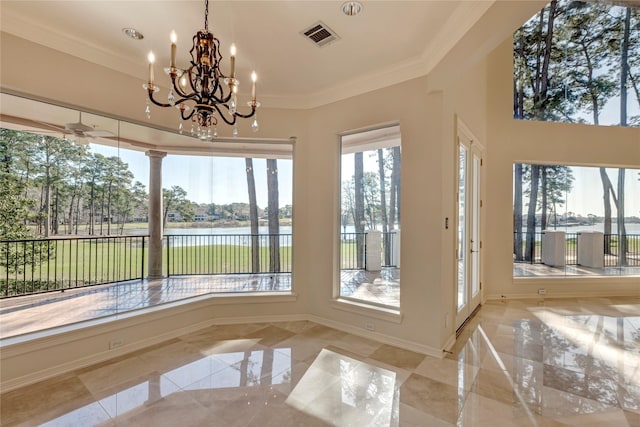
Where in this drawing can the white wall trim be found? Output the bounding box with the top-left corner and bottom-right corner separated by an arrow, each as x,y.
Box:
330,299 -> 402,324
212,314 -> 306,326
0,316 -> 218,392
486,290 -> 640,301
443,333 -> 457,353
307,314 -> 443,359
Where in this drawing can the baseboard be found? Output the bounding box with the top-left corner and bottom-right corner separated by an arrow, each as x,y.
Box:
486,289 -> 640,301
442,333 -> 456,353
0,316 -> 217,393
307,314 -> 444,359
213,313 -> 307,325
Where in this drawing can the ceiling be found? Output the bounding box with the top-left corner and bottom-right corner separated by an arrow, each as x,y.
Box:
0,1 -> 494,109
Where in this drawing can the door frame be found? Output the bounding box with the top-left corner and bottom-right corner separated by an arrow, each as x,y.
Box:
454,119 -> 484,331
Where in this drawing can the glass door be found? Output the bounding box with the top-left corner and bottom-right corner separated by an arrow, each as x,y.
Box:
455,133 -> 482,330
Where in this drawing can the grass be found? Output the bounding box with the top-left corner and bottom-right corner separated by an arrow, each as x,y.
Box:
0,239 -> 292,297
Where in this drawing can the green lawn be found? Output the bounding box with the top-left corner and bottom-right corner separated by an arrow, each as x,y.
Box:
0,239 -> 293,296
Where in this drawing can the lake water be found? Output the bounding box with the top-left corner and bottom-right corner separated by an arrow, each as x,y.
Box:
123,225 -> 294,236
516,223 -> 640,235
122,222 -> 640,236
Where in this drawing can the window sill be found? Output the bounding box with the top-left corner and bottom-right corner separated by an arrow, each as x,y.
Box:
1,292 -> 298,347
331,298 -> 402,323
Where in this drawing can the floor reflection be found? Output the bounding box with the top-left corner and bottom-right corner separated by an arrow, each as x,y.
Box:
1,298 -> 639,426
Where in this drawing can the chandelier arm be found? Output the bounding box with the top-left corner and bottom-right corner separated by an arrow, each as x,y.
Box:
171,77 -> 196,100
233,108 -> 257,119
147,91 -> 174,108
181,107 -> 196,121
213,104 -> 237,126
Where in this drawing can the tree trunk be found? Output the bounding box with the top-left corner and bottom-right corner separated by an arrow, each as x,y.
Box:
354,152 -> 365,268
266,159 -> 280,272
43,164 -> 51,238
541,166 -> 548,231
52,188 -> 59,235
106,183 -> 112,235
514,164 -> 524,261
617,169 -> 627,266
377,149 -> 389,265
616,8 -> 631,266
392,146 -> 401,224
67,194 -> 75,235
89,185 -> 95,235
620,7 -> 630,127
600,168 -> 614,254
525,165 -> 540,262
246,158 -> 260,273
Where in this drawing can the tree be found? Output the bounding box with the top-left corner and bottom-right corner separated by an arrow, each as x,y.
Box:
377,149 -> 390,264
266,159 -> 280,272
0,130 -> 51,280
354,152 -> 365,268
245,158 -> 260,273
514,164 -> 524,261
389,146 -> 401,231
538,166 -> 574,229
615,7 -> 633,266
163,186 -> 193,227
525,165 -> 540,262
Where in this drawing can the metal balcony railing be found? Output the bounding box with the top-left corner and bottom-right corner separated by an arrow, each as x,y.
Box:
1,235 -> 147,298
340,231 -> 398,270
513,231 -> 639,267
165,233 -> 292,276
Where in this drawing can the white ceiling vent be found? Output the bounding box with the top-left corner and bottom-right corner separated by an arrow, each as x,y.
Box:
301,22 -> 340,47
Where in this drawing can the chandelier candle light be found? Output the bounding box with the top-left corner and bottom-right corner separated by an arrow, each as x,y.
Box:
143,0 -> 260,140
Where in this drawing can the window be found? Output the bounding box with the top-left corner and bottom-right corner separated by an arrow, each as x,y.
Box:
513,163 -> 639,277
514,1 -> 639,127
339,125 -> 401,308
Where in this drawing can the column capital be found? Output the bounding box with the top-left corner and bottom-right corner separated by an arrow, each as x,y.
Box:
146,150 -> 167,159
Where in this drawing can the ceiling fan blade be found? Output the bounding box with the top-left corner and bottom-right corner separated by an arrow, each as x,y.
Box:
31,119 -> 72,134
85,129 -> 115,138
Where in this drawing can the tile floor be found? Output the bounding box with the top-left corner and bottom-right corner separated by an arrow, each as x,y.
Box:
2,297 -> 639,426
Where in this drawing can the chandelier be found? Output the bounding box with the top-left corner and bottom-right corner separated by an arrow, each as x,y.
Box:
143,0 -> 259,140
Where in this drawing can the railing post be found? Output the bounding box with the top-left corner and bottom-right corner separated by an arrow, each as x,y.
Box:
141,236 -> 146,280
166,235 -> 170,277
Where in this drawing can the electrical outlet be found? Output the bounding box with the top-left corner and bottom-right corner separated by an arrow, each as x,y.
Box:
109,339 -> 124,349
444,313 -> 449,328
365,323 -> 375,331
538,288 -> 547,295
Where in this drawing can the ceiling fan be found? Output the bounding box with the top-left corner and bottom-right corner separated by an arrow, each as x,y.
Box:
28,112 -> 115,141
63,112 -> 114,138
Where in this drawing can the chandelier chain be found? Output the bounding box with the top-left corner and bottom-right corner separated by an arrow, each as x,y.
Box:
204,0 -> 209,31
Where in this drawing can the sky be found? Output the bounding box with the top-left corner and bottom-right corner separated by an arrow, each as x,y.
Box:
89,143 -> 293,208
92,142 -> 638,217
566,167 -> 640,217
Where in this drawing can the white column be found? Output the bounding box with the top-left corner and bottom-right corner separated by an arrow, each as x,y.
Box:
578,231 -> 604,268
391,229 -> 401,267
542,230 -> 565,267
366,230 -> 382,271
146,150 -> 167,280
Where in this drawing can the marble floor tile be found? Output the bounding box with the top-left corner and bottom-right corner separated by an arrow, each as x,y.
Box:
243,324 -> 297,347
0,373 -> 96,427
399,373 -> 460,424
2,297 -> 638,426
369,344 -> 426,370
